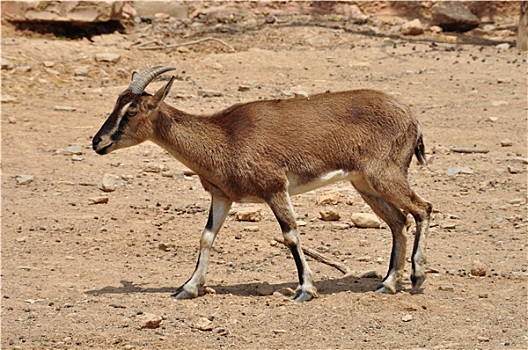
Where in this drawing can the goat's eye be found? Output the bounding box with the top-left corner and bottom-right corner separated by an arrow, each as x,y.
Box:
125,109 -> 137,117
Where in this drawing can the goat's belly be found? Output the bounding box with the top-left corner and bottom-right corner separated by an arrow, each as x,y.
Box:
287,170 -> 360,196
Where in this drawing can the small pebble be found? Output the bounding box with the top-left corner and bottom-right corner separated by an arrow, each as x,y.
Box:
193,317 -> 213,331
88,196 -> 109,205
54,105 -> 76,112
64,145 -> 83,155
401,314 -> 413,322
507,166 -> 522,174
95,53 -> 121,63
198,89 -> 223,97
470,260 -> 487,276
139,313 -> 162,329
16,175 -> 34,185
446,166 -> 473,176
438,285 -> 455,292
243,226 -> 260,232
320,210 -> 341,221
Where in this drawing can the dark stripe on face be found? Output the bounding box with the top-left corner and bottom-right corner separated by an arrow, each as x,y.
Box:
110,108 -> 131,142
102,92 -> 137,141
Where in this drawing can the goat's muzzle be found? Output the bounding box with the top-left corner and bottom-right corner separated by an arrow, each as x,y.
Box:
92,135 -> 113,155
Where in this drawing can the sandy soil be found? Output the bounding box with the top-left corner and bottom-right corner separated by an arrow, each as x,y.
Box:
1,11 -> 527,350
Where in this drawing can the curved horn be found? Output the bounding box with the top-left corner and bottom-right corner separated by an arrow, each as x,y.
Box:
128,66 -> 176,95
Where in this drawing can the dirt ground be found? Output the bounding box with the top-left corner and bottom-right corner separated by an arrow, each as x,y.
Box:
1,9 -> 527,350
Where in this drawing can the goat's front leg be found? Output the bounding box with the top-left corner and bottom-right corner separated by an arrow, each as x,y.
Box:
267,192 -> 318,302
173,195 -> 232,300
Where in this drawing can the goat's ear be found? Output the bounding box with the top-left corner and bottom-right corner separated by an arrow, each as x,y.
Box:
151,76 -> 175,107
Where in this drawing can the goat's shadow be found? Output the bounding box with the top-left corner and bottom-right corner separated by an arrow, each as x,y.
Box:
85,275 -> 381,298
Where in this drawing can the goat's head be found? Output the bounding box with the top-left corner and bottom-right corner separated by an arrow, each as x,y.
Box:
92,66 -> 176,155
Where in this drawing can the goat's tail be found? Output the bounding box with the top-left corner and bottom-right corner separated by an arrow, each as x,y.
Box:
414,126 -> 427,166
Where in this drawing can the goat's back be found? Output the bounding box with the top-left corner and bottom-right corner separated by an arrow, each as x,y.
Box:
212,90 -> 420,169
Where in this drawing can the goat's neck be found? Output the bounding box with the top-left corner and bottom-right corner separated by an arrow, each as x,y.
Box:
151,104 -> 226,175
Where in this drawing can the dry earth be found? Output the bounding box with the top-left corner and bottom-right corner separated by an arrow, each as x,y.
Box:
1,12 -> 527,350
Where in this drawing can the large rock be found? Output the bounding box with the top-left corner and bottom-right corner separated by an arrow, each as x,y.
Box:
432,2 -> 480,32
133,1 -> 188,19
400,19 -> 424,36
351,213 -> 381,228
1,1 -> 124,23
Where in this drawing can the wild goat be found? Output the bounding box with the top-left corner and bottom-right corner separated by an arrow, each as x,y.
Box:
92,66 -> 432,302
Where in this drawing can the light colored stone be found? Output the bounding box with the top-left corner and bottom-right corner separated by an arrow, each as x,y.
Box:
64,145 -> 83,155
142,163 -> 162,173
319,210 -> 341,222
204,286 -> 216,295
470,260 -> 487,276
133,1 -> 188,19
281,89 -> 310,98
71,155 -> 84,161
74,65 -> 91,77
430,25 -> 443,33
88,196 -> 109,205
54,105 -> 76,112
351,213 -> 381,228
140,313 -> 162,329
95,53 -> 121,63
16,175 -> 34,185
1,95 -> 17,103
243,226 -> 260,232
496,43 -> 510,50
238,84 -> 251,92
438,285 -> 455,292
400,19 -> 424,36
2,1 -> 125,23
158,242 -> 176,252
402,314 -> 413,322
500,139 -> 513,147
2,57 -> 14,70
101,173 -> 119,192
507,166 -> 523,174
235,208 -> 262,222
193,317 -> 213,331
491,100 -> 509,107
446,166 -> 473,176
198,89 -> 223,97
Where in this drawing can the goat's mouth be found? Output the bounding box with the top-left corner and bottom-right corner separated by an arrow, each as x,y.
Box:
94,142 -> 114,155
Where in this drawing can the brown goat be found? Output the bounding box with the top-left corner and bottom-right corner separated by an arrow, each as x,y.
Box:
92,66 -> 432,302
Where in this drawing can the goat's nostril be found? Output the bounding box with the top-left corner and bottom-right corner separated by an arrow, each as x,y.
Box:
92,136 -> 101,150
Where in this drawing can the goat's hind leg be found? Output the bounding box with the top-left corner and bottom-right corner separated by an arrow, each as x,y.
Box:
173,195 -> 232,300
409,192 -> 432,291
354,189 -> 408,294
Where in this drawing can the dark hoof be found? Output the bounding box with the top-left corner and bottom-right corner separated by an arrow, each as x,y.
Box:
411,274 -> 426,290
172,287 -> 197,300
292,290 -> 314,302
